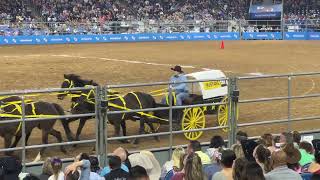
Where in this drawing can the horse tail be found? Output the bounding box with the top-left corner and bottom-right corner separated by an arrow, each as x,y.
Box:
52,103 -> 65,116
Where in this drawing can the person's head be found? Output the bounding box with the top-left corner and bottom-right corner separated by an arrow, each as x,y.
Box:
232,157 -> 248,180
261,133 -> 273,147
23,174 -> 40,180
253,145 -> 272,173
42,158 -> 52,176
236,131 -> 248,144
129,165 -> 150,180
209,135 -> 225,148
76,152 -> 89,162
273,135 -> 280,146
241,161 -> 265,180
65,171 -> 80,180
187,140 -> 201,154
108,155 -> 121,170
283,143 -> 301,170
51,157 -> 62,179
271,150 -> 287,168
315,150 -> 320,164
280,132 -> 293,144
299,141 -> 314,154
113,147 -> 127,162
220,149 -> 236,169
184,153 -> 204,180
232,144 -> 245,158
89,156 -> 100,173
171,65 -> 183,75
292,131 -> 301,145
171,147 -> 185,170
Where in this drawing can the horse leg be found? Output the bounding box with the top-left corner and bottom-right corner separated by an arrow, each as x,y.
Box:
48,129 -> 67,154
75,118 -> 87,141
146,121 -> 160,142
10,135 -> 21,149
120,120 -> 129,143
37,130 -> 49,162
61,118 -> 75,142
133,117 -> 145,145
4,134 -> 13,156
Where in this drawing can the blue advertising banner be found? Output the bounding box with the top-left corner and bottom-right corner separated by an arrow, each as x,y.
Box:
284,32 -> 307,40
0,32 -> 240,45
242,32 -> 282,40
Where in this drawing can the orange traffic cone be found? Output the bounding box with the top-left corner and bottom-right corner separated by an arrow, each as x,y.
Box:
220,40 -> 225,49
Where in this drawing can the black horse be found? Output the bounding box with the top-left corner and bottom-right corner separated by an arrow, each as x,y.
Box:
57,74 -> 99,141
0,96 -> 66,158
72,87 -> 160,144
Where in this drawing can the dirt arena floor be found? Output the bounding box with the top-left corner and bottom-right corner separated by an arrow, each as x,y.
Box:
0,40 -> 320,162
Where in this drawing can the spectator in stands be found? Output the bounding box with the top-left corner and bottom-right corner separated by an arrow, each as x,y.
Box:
65,153 -> 91,180
265,150 -> 302,180
104,155 -> 129,180
280,132 -> 294,146
160,147 -> 185,179
206,135 -> 226,160
100,147 -> 129,177
212,149 -> 236,180
242,161 -> 265,180
187,140 -> 211,165
129,166 -> 150,180
299,141 -> 315,167
65,171 -> 79,180
128,151 -> 161,180
0,155 -> 22,180
23,174 -> 40,180
283,143 -> 302,173
241,139 -> 258,162
204,148 -> 223,179
261,133 -> 273,148
254,145 -> 272,174
292,131 -> 301,147
308,150 -> 320,174
49,157 -> 64,180
38,158 -> 52,180
232,157 -> 248,180
232,131 -> 248,158
172,153 -> 204,180
88,156 -> 103,180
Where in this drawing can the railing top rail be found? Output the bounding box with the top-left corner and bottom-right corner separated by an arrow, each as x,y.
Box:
0,86 -> 94,96
238,72 -> 320,80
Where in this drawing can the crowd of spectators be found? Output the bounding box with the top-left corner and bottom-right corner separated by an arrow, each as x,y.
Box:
0,0 -> 35,23
1,130 -> 320,180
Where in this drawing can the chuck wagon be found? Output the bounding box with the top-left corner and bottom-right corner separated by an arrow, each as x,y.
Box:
146,70 -> 229,140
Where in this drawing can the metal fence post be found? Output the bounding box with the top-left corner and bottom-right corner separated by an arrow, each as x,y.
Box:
287,76 -> 292,132
168,85 -> 173,160
227,78 -> 238,147
100,86 -> 108,167
21,95 -> 26,172
94,86 -> 100,162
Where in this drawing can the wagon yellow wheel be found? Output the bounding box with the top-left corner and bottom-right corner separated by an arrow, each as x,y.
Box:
218,97 -> 239,132
218,97 -> 229,132
182,107 -> 205,140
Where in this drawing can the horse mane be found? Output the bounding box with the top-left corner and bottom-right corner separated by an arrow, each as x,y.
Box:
65,74 -> 99,86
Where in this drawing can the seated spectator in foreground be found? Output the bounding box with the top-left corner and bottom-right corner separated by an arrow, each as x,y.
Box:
104,155 -> 129,180
65,171 -> 80,180
241,139 -> 258,162
129,166 -> 150,180
283,143 -> 301,173
261,133 -> 273,149
242,161 -> 265,180
23,174 -> 40,180
232,131 -> 248,158
299,141 -> 315,167
280,132 -> 294,147
100,147 -> 129,177
49,157 -> 64,180
212,149 -> 236,180
65,153 -> 91,180
89,156 -> 104,180
232,157 -> 248,180
254,145 -> 272,174
265,150 -> 302,180
38,158 -> 52,180
308,150 -> 320,174
187,140 -> 211,165
160,147 -> 185,179
128,151 -> 161,180
292,131 -> 301,146
206,135 -> 226,160
204,148 -> 223,179
269,135 -> 281,153
0,155 -> 22,180
172,153 -> 205,180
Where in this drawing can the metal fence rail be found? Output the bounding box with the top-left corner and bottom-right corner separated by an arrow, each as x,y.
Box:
1,72 -> 320,171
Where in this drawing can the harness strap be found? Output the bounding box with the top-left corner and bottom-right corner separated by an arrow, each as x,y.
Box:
166,92 -> 177,106
128,92 -> 142,109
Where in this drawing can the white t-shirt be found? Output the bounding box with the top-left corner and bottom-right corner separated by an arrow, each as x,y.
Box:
48,171 -> 65,180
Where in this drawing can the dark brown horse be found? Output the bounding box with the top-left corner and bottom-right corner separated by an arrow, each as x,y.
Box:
0,96 -> 66,158
73,88 -> 159,144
